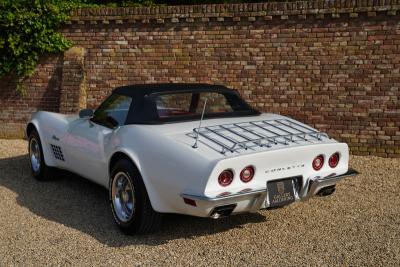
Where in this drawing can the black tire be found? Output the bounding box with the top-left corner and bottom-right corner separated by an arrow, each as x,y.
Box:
317,185 -> 336,197
28,129 -> 55,181
109,158 -> 162,234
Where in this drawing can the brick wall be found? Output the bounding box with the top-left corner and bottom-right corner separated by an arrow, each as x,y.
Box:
0,0 -> 399,157
0,55 -> 63,138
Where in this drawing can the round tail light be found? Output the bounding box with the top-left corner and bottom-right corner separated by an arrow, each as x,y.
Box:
218,170 -> 234,187
240,166 -> 255,183
329,152 -> 340,168
312,155 -> 324,171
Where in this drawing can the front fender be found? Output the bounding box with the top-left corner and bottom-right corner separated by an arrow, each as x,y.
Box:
27,113 -> 57,167
27,111 -> 76,169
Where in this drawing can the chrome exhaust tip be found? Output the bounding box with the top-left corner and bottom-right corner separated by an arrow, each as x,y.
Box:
210,204 -> 237,219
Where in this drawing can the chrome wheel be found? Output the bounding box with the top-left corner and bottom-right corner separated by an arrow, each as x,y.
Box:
29,138 -> 41,173
112,172 -> 135,222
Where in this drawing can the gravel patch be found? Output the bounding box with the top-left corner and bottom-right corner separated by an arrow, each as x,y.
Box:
0,139 -> 399,266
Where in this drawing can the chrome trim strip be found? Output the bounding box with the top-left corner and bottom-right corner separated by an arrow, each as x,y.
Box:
330,168 -> 359,179
181,189 -> 266,202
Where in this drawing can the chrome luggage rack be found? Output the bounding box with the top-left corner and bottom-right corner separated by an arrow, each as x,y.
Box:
188,119 -> 330,154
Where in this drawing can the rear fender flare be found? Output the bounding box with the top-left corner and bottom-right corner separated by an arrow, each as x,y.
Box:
108,148 -> 164,212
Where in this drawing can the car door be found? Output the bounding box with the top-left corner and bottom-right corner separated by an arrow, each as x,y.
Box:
64,94 -> 133,185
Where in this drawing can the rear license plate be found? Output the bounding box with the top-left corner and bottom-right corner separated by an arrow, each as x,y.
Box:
267,179 -> 296,208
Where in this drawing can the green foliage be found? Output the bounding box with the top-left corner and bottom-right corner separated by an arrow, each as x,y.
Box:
0,0 -> 77,92
84,0 -> 155,7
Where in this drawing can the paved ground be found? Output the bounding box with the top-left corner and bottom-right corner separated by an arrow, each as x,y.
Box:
0,139 -> 399,266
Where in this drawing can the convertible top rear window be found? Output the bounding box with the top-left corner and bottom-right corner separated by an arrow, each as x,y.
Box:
152,91 -> 257,122
155,92 -> 237,119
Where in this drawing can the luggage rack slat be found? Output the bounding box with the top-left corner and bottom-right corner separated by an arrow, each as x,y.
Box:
204,126 -> 251,151
189,118 -> 330,154
279,118 -> 316,132
277,119 -> 316,134
219,125 -> 265,149
276,119 -> 326,141
249,121 -> 294,145
232,123 -> 280,147
194,129 -> 235,154
260,120 -> 310,143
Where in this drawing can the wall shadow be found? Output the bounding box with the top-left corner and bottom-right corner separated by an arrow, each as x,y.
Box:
0,154 -> 266,247
41,55 -> 64,112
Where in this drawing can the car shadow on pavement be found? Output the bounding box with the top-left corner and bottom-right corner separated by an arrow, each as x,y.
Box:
0,155 -> 266,247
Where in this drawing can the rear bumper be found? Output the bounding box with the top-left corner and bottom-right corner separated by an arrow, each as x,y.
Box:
181,168 -> 359,218
303,168 -> 359,199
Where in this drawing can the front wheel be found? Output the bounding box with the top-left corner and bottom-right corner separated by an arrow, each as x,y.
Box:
109,159 -> 162,234
28,129 -> 54,181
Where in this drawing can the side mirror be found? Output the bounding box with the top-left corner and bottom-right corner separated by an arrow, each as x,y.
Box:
79,109 -> 93,119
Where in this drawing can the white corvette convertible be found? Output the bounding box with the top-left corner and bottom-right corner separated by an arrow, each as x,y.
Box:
27,84 -> 358,234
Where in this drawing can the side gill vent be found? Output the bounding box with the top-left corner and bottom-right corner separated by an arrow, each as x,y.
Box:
50,144 -> 65,161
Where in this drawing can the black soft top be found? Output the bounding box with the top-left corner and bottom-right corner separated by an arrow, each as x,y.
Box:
113,83 -> 236,97
111,83 -> 259,124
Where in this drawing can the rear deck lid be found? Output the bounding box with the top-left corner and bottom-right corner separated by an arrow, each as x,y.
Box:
186,115 -> 335,156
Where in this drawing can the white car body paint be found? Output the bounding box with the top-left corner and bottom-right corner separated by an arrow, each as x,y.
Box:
27,111 -> 354,217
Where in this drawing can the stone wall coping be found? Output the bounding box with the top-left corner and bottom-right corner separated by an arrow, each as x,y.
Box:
69,0 -> 400,23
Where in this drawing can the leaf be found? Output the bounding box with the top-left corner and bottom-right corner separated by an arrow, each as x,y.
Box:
0,0 -> 74,90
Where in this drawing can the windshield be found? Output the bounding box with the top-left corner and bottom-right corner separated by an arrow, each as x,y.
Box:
152,91 -> 258,121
